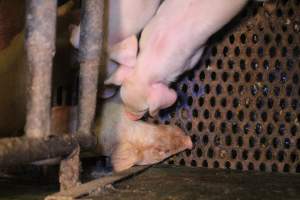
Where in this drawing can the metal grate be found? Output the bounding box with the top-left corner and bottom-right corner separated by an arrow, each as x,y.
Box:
148,0 -> 300,173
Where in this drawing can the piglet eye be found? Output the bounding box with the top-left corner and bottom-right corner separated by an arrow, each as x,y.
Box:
165,149 -> 170,153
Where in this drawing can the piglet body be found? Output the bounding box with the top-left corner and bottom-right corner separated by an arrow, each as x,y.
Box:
70,0 -> 161,98
70,0 -> 161,64
106,0 -> 248,119
51,94 -> 192,172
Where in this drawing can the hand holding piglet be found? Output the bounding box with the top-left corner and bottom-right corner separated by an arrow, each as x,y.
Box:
106,0 -> 248,120
70,0 -> 161,98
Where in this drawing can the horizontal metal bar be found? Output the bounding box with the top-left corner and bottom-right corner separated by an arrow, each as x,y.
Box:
0,134 -> 96,168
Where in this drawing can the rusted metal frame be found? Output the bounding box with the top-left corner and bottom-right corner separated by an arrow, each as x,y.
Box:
77,0 -> 104,135
0,0 -> 103,171
59,146 -> 81,191
45,166 -> 151,200
25,0 -> 57,138
57,0 -> 105,192
0,134 -> 96,168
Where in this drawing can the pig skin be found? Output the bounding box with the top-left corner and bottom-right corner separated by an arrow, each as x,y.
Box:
70,0 -> 161,48
51,94 -> 192,172
70,0 -> 161,98
106,0 -> 248,119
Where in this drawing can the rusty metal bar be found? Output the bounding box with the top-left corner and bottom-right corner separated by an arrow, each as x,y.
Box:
25,0 -> 57,138
77,0 -> 104,135
0,134 -> 96,168
59,146 -> 81,191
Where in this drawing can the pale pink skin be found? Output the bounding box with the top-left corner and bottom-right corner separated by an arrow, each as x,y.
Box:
70,0 -> 161,98
51,94 -> 192,172
106,0 -> 248,119
70,0 -> 161,48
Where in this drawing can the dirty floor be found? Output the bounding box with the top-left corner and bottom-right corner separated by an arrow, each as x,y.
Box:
91,165 -> 300,200
0,178 -> 57,200
0,165 -> 300,200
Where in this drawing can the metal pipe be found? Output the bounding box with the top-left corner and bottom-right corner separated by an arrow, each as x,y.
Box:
25,0 -> 57,138
77,0 -> 104,135
0,134 -> 96,168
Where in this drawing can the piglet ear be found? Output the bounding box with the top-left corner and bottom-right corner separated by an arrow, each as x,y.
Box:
148,83 -> 177,117
111,142 -> 140,172
104,65 -> 133,86
109,35 -> 138,67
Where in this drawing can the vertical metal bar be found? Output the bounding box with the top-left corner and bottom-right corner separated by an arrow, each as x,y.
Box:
25,0 -> 57,138
77,0 -> 104,135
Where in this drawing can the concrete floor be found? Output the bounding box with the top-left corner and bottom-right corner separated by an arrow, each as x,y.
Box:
91,165 -> 300,200
0,165 -> 300,199
0,178 -> 57,200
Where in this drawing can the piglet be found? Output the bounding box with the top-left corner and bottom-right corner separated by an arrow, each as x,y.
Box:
70,0 -> 161,98
70,0 -> 161,48
105,0 -> 248,119
51,94 -> 192,172
70,0 -> 161,71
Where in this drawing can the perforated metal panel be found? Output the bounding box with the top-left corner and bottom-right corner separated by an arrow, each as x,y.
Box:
148,0 -> 300,173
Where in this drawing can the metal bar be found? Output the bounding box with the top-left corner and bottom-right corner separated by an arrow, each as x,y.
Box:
59,146 -> 81,191
77,0 -> 104,135
25,0 -> 57,138
0,134 -> 96,168
45,166 -> 151,200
